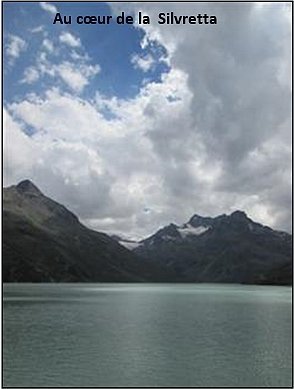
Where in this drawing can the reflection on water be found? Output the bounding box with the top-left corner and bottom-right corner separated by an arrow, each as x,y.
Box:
3,283 -> 292,387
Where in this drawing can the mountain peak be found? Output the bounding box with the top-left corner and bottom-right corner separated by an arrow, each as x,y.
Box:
230,210 -> 248,219
16,180 -> 42,195
189,214 -> 206,223
160,223 -> 179,235
190,214 -> 204,220
188,214 -> 214,228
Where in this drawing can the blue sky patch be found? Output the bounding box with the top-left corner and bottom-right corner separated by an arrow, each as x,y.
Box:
4,2 -> 169,103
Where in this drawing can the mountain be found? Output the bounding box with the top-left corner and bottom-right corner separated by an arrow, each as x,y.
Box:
3,180 -> 166,282
133,211 -> 292,284
3,180 -> 292,284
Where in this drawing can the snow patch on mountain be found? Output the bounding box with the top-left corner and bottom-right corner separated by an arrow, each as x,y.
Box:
178,224 -> 210,237
119,240 -> 142,250
161,235 -> 179,241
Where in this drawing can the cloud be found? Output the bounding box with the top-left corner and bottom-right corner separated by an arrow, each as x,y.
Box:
5,35 -> 27,64
39,2 -> 57,15
5,91 -> 115,221
54,62 -> 100,93
116,2 -> 292,233
25,48 -> 100,93
3,109 -> 38,184
14,26 -> 99,94
30,25 -> 45,34
59,32 -> 81,48
55,62 -> 89,93
21,67 -> 40,84
3,3 -> 292,238
131,53 -> 155,72
43,38 -> 54,52
5,69 -> 192,238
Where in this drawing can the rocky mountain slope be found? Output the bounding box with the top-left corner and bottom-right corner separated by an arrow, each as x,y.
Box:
3,180 -> 292,284
133,211 -> 292,284
3,180 -> 166,282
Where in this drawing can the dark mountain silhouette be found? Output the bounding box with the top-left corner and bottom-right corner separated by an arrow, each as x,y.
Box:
3,180 -> 292,284
134,211 -> 292,284
3,180 -> 167,282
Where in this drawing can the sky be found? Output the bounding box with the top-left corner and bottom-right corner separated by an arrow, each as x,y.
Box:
3,2 -> 292,239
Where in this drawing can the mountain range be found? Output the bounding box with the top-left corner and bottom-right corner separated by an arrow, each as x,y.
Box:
3,180 -> 167,282
3,180 -> 292,284
126,212 -> 292,284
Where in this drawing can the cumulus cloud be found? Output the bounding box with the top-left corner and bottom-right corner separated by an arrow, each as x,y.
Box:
5,94 -> 112,217
3,3 -> 292,238
54,61 -> 100,93
43,38 -> 54,52
21,67 -> 40,84
30,25 -> 45,34
5,69 -> 192,238
131,53 -> 155,72
39,2 -> 57,15
59,32 -> 81,48
24,47 -> 100,93
17,26 -> 99,94
3,109 -> 39,184
113,2 -> 292,233
5,35 -> 27,64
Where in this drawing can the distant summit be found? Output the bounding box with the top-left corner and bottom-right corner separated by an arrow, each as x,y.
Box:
16,179 -> 42,195
134,210 -> 292,285
231,210 -> 247,217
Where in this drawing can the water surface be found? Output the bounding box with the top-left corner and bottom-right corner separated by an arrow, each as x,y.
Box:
3,283 -> 292,387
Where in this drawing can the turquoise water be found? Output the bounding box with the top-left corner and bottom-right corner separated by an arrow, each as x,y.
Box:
3,283 -> 292,387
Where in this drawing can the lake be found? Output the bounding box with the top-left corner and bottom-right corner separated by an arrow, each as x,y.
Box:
3,283 -> 292,387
